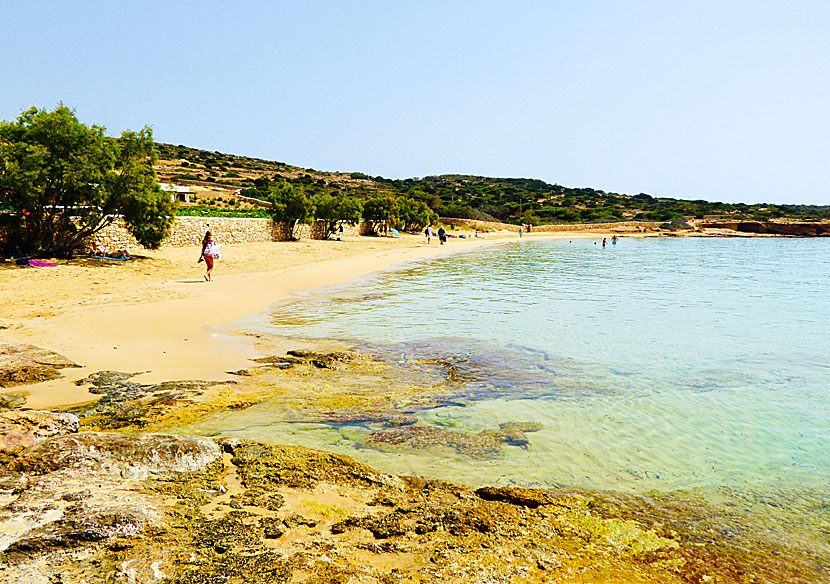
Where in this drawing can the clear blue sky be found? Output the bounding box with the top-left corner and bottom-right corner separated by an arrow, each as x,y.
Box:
2,1 -> 828,205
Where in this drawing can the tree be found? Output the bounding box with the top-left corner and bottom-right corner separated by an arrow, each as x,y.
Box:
267,180 -> 313,239
361,195 -> 397,234
313,192 -> 362,239
396,197 -> 438,231
0,105 -> 173,255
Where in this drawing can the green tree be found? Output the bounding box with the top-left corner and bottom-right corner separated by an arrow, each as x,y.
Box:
396,197 -> 438,231
313,192 -> 362,239
362,195 -> 397,234
267,180 -> 313,239
0,105 -> 173,255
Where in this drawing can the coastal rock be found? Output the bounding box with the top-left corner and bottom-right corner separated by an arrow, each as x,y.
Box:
225,439 -> 403,490
10,432 -> 221,477
0,435 -> 815,583
285,349 -> 358,369
475,485 -> 556,508
70,371 -> 238,429
365,425 -> 503,457
0,344 -> 79,388
0,432 -> 220,560
0,393 -> 27,410
0,410 -> 80,453
364,422 -> 544,458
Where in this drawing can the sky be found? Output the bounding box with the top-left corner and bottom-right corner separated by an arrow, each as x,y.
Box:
1,1 -> 828,205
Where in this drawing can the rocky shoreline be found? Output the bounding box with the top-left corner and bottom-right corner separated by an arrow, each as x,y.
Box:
0,344 -> 826,583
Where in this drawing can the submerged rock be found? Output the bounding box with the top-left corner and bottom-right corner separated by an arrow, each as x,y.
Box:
69,371 -> 239,429
0,344 -> 79,388
363,421 -> 544,458
285,349 -> 358,369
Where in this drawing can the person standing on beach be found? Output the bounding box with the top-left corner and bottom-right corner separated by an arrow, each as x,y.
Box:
519,226 -> 523,237
425,226 -> 431,243
437,226 -> 447,245
199,230 -> 218,281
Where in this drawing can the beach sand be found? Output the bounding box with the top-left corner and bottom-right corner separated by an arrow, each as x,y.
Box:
1,232 -> 529,409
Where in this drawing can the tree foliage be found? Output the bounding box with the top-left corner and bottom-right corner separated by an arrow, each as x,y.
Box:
266,180 -> 313,239
361,195 -> 397,234
313,192 -> 362,239
0,105 -> 173,255
396,197 -> 438,231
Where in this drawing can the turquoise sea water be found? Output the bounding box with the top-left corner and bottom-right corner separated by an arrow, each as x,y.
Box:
199,237 -> 829,563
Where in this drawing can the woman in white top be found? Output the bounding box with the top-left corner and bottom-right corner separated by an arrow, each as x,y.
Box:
199,230 -> 218,281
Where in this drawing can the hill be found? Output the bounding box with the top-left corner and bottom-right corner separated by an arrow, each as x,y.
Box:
154,143 -> 830,225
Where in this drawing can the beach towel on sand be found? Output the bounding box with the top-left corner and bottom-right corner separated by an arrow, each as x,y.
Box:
92,255 -> 130,261
27,260 -> 58,267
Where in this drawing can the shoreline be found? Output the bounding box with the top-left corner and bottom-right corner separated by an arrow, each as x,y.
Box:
2,234 -> 511,408
0,227 -> 803,409
2,230 -> 827,582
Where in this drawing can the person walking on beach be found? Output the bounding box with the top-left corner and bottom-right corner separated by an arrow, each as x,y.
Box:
199,230 -> 219,281
437,226 -> 447,245
425,226 -> 431,243
519,226 -> 523,238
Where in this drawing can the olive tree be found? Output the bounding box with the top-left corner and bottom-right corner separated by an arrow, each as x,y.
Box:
313,192 -> 363,239
267,180 -> 313,239
361,195 -> 397,235
0,105 -> 173,255
396,197 -> 438,231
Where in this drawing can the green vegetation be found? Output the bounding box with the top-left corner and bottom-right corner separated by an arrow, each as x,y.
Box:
313,192 -> 362,239
0,105 -> 173,256
155,142 -> 830,229
174,206 -> 270,218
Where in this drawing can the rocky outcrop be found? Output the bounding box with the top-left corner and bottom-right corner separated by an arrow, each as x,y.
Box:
0,431 -> 221,569
0,344 -> 79,388
701,220 -> 830,236
10,432 -> 221,477
0,410 -> 79,453
0,436 -> 821,583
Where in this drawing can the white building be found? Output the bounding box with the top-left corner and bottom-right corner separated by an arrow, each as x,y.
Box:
159,183 -> 193,203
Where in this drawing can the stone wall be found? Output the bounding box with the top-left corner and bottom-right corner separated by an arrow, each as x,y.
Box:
439,217 -> 663,233
92,216 -> 367,250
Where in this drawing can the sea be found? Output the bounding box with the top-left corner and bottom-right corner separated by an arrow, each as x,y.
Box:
193,236 -> 830,574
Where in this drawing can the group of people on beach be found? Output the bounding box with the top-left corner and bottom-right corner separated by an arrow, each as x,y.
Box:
424,226 -> 448,245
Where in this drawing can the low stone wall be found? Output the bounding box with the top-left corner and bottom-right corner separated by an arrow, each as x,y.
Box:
92,216 -> 367,251
439,218 -> 663,233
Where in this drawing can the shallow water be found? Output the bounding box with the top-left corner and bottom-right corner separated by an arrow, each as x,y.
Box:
198,236 -> 830,567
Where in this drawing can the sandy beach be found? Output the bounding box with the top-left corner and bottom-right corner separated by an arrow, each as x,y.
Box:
1,232 -> 527,409
0,225 -> 764,410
